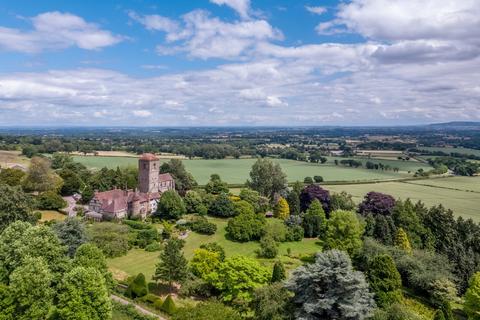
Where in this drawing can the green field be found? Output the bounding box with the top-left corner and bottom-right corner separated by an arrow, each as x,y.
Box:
326,176 -> 480,221
108,217 -> 321,281
73,156 -> 431,184
419,146 -> 480,157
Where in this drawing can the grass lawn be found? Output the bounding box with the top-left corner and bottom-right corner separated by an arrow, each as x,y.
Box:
73,156 -> 431,184
108,217 -> 321,281
39,210 -> 67,222
326,176 -> 480,221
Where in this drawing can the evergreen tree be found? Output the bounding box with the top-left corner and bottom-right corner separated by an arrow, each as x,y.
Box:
271,260 -> 286,283
154,238 -> 188,291
286,190 -> 300,216
274,197 -> 290,219
367,254 -> 402,307
53,217 -> 87,257
464,272 -> 480,319
252,283 -> 291,320
440,301 -> 454,320
395,228 -> 413,254
323,210 -> 364,256
302,199 -> 326,238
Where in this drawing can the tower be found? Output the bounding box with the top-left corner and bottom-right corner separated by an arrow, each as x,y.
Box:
138,153 -> 160,193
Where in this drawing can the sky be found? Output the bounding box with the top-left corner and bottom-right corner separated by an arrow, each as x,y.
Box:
0,0 -> 479,127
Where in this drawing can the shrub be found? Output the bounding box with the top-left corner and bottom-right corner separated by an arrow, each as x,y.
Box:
145,242 -> 162,252
273,197 -> 289,219
271,260 -> 286,283
303,176 -> 314,184
208,193 -> 236,217
313,175 -> 324,183
264,219 -> 288,242
37,191 -> 67,210
256,235 -> 278,258
233,200 -> 255,216
126,273 -> 148,299
173,300 -> 241,320
226,212 -> 266,242
286,225 -> 304,241
190,217 -> 217,235
161,295 -> 176,315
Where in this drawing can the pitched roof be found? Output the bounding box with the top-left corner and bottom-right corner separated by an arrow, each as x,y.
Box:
159,173 -> 174,182
139,153 -> 159,161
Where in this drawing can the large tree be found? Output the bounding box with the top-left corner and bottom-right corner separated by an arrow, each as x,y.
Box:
251,283 -> 291,320
286,250 -> 375,320
302,199 -> 326,238
22,156 -> 63,193
53,217 -> 87,257
156,190 -> 186,220
160,159 -> 197,195
154,238 -> 188,290
0,168 -> 25,187
299,184 -> 331,214
246,159 -> 287,199
358,192 -> 395,216
205,174 -> 229,194
73,243 -> 114,290
56,267 -> 112,320
322,210 -> 364,256
366,254 -> 402,307
0,185 -> 37,233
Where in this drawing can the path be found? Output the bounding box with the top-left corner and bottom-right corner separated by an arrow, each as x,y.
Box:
62,196 -> 77,217
111,294 -> 166,320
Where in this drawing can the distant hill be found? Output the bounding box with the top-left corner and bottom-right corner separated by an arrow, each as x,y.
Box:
428,121 -> 480,129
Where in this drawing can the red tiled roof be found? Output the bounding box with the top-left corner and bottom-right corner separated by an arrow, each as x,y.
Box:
93,189 -> 158,214
139,153 -> 159,161
159,173 -> 174,182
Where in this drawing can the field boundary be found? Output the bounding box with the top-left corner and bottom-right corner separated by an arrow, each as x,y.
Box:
400,180 -> 480,194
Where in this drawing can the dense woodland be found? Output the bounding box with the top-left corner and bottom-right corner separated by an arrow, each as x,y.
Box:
0,145 -> 480,319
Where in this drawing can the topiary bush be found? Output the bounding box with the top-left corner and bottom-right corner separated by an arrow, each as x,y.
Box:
126,273 -> 149,298
161,295 -> 176,315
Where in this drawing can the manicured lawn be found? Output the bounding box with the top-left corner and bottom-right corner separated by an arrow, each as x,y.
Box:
73,156 -> 431,184
108,217 -> 322,281
326,176 -> 480,221
39,210 -> 67,222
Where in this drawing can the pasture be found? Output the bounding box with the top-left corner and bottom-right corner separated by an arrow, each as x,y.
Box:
419,146 -> 480,157
108,217 -> 320,281
326,176 -> 480,222
72,156 -> 432,184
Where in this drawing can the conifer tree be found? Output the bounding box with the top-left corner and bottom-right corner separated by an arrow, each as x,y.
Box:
271,260 -> 286,283
154,238 -> 188,291
395,228 -> 413,254
464,272 -> 480,319
274,197 -> 290,219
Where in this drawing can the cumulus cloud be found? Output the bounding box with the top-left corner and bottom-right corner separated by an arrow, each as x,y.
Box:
305,6 -> 327,15
210,0 -> 251,19
0,11 -> 122,53
132,110 -> 153,117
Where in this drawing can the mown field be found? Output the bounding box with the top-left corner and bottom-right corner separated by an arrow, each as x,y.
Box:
419,146 -> 480,156
108,217 -> 321,281
72,156 -> 431,184
326,176 -> 480,221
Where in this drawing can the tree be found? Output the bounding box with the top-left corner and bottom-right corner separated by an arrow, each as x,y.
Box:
58,168 -> 83,196
37,190 -> 67,210
433,310 -> 446,320
190,248 -> 221,279
173,300 -> 241,320
271,260 -> 286,283
286,190 -> 300,216
154,238 -> 188,290
367,254 -> 402,307
392,199 -> 429,249
0,168 -> 25,187
274,197 -> 289,219
53,217 -> 87,257
257,234 -> 278,258
22,156 -> 63,193
156,190 -> 186,220
51,152 -> 74,169
233,200 -> 255,216
199,242 -> 226,261
226,211 -> 266,242
286,250 -> 375,320
330,191 -> 356,211
73,243 -> 113,289
208,193 -> 236,217
0,185 -> 37,233
9,257 -> 53,320
395,228 -> 412,254
299,184 -> 330,214
251,283 -> 291,320
358,192 -> 395,216
206,255 -> 270,302
184,190 -> 203,214
56,267 -> 112,320
239,188 -> 262,213
246,158 -> 287,199
87,222 -> 130,258
302,199 -> 326,238
464,272 -> 480,320
323,210 -> 364,256
205,174 -> 229,194
314,175 -> 324,183
304,176 -> 314,184
160,159 -> 197,195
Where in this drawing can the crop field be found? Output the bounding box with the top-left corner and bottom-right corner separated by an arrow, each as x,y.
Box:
419,146 -> 480,157
73,156 -> 431,184
108,217 -> 320,281
326,176 -> 480,221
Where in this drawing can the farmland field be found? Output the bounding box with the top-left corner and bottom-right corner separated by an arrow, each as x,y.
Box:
73,156 -> 431,184
108,217 -> 320,280
419,146 -> 480,157
326,176 -> 480,221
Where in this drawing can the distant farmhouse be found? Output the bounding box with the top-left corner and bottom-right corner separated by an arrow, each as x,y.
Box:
87,153 -> 175,220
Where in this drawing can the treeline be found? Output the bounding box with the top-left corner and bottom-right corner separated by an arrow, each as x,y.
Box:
428,157 -> 479,176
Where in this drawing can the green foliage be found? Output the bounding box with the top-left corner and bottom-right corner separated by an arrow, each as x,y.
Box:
433,310 -> 446,320
199,242 -> 225,261
330,191 -> 356,211
112,301 -> 158,320
37,190 -> 67,210
156,190 -> 186,220
205,174 -> 229,194
464,272 -> 480,320
246,158 -> 287,199
173,300 -> 241,320
429,279 -> 458,307
161,295 -> 176,315
208,193 -> 236,217
53,217 -> 87,257
160,159 -> 197,194
285,225 -> 304,241
145,242 -> 162,252
440,301 -> 454,320
73,243 -> 114,290
9,257 -> 53,320
304,176 -> 314,184
286,189 -> 300,216
0,168 -> 25,187
22,156 -> 63,193
226,211 -> 266,242
392,199 -> 430,249
206,255 -> 270,302
274,197 -> 290,219
126,273 -> 149,298
302,199 -> 326,238
190,248 -> 221,279
184,191 -> 203,214
190,217 -> 217,235
286,250 -> 375,320
239,188 -> 262,213
264,219 -> 288,242
233,199 -> 255,216
271,260 -> 286,283
395,228 -> 413,254
322,210 -> 364,255
251,283 -> 291,320
87,222 -> 130,257
256,234 -> 278,258
0,185 -> 37,233
154,238 -> 188,288
367,254 -> 402,307
56,266 -> 112,320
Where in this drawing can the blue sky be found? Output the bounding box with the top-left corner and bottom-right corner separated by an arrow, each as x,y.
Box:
0,0 -> 479,126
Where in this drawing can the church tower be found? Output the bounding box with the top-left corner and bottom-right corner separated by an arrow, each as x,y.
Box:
138,153 -> 160,193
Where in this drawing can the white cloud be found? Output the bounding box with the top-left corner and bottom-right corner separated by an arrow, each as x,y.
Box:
128,11 -> 179,36
132,110 -> 153,117
210,0 -> 251,19
0,11 -> 122,53
305,6 -> 327,15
